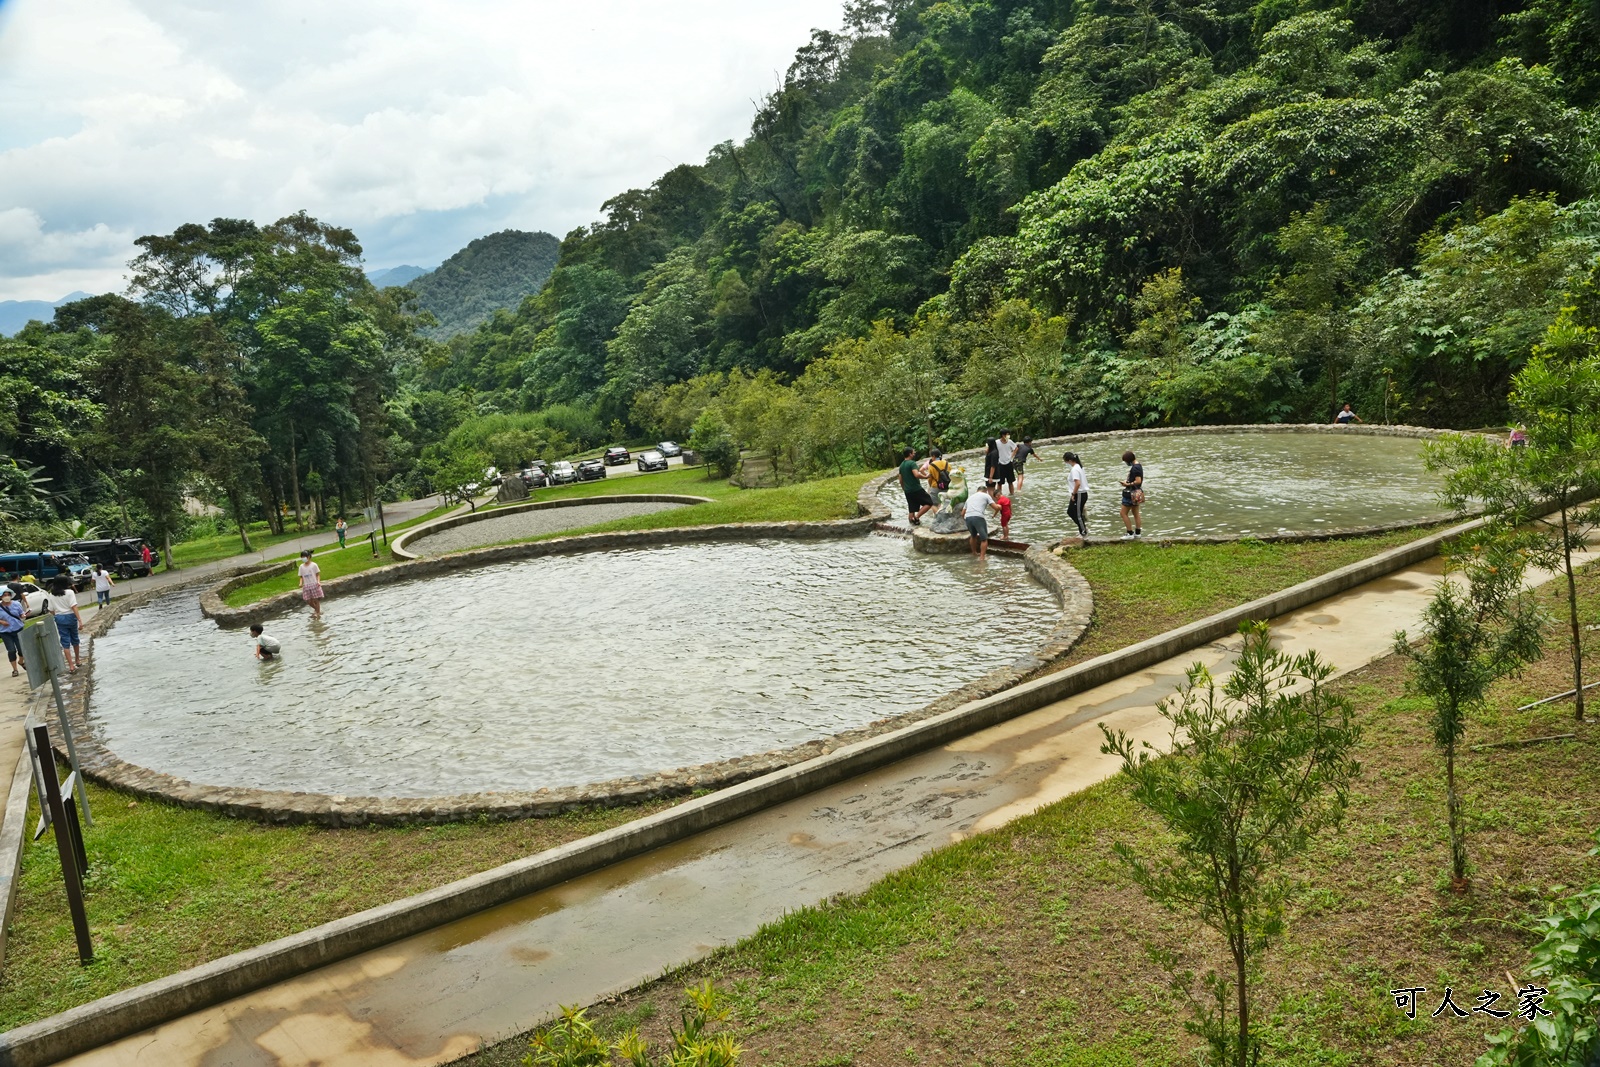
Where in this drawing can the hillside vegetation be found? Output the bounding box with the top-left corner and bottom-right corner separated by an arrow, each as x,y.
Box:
409,229 -> 561,339
425,0 -> 1599,473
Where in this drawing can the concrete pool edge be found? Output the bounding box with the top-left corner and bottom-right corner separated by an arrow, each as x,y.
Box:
63,548 -> 1092,826
388,494 -> 716,560
200,479 -> 895,628
886,423 -> 1485,550
5,516 -> 1487,1067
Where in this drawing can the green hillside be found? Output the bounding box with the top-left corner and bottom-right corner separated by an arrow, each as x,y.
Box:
408,229 -> 560,339
425,0 -> 1600,472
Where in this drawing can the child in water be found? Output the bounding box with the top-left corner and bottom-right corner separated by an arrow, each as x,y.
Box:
995,487 -> 1013,541
250,624 -> 281,661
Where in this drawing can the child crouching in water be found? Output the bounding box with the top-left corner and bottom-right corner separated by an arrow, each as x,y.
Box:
250,624 -> 281,661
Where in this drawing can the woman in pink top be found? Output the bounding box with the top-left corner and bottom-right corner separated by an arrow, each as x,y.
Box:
297,549 -> 324,618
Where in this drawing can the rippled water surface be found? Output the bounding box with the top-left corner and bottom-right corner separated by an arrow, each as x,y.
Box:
90,539 -> 1060,797
882,431 -> 1444,540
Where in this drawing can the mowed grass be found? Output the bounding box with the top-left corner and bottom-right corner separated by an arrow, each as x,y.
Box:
461,561 -> 1600,1067
1057,527 -> 1453,666
1,526 -> 1467,1030
0,783 -> 684,1029
223,468 -> 872,607
169,503 -> 454,571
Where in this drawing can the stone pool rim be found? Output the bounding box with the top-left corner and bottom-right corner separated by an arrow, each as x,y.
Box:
862,423 -> 1489,552
74,545 -> 1090,825
388,493 -> 715,561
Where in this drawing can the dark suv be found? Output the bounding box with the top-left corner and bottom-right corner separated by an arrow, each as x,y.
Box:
47,539 -> 153,579
576,459 -> 608,482
603,446 -> 631,466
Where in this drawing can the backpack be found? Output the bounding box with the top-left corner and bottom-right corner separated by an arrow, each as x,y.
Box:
930,459 -> 951,490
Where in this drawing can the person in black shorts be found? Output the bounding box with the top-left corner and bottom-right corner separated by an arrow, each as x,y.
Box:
993,430 -> 1018,494
1120,450 -> 1143,539
1013,436 -> 1036,489
898,447 -> 935,526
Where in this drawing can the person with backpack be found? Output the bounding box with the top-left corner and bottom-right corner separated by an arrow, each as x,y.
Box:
925,448 -> 952,506
43,576 -> 84,672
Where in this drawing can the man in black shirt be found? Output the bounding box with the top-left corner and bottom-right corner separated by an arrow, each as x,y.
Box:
1120,450 -> 1143,539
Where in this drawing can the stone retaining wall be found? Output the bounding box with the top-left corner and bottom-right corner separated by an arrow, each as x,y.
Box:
72,546 -> 1090,826
389,494 -> 715,560
202,506 -> 890,630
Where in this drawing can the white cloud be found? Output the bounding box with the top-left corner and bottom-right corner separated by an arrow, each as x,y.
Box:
0,0 -> 845,300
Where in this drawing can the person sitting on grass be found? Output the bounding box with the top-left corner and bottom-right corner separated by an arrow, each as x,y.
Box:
250,624 -> 281,661
964,480 -> 998,560
898,446 -> 936,526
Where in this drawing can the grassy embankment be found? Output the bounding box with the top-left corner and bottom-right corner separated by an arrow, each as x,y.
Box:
166,503 -> 454,570
0,527 -> 1474,1029
459,560 -> 1600,1067
223,467 -> 870,607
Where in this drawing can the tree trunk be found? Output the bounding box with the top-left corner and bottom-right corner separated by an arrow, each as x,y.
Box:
1445,740 -> 1466,883
1234,919 -> 1249,1067
228,488 -> 254,553
263,471 -> 284,536
162,528 -> 173,571
288,422 -> 304,532
1560,501 -> 1586,722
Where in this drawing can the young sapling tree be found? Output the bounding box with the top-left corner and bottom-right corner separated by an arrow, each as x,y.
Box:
1395,534 -> 1544,889
1100,621 -> 1361,1067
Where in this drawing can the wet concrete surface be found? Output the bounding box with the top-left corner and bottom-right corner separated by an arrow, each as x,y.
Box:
56,551 -> 1586,1067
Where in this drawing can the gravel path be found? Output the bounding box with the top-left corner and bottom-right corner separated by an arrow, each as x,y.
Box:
407,501 -> 690,556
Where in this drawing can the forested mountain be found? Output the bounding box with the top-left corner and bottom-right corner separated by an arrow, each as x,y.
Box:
429,0 -> 1600,472
367,265 -> 430,288
406,230 -> 561,339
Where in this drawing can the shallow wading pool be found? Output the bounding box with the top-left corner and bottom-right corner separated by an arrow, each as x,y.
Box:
89,538 -> 1060,797
880,430 -> 1445,540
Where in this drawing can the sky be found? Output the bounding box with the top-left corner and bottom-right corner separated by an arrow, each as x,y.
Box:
0,0 -> 847,302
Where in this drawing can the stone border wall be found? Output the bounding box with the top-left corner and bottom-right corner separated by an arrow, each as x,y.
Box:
876,423 -> 1483,552
201,491 -> 893,630
389,494 -> 715,560
63,548 -> 1090,826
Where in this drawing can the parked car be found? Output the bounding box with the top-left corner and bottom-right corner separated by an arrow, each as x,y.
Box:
603,446 -> 631,466
576,459 -> 608,481
549,461 -> 578,485
518,464 -> 549,489
636,450 -> 669,473
48,538 -> 153,578
4,580 -> 48,618
656,440 -> 683,458
0,551 -> 93,590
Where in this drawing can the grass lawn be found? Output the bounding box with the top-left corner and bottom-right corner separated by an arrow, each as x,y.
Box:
460,562 -> 1600,1067
167,503 -> 454,570
1057,528 -> 1453,668
1,528 -> 1474,1030
0,785 -> 685,1029
223,469 -> 872,607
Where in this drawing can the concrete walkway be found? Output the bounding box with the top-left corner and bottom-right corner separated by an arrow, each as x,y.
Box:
55,547 -> 1589,1067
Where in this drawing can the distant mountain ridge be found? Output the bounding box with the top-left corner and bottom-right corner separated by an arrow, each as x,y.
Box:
366,264 -> 431,288
0,292 -> 93,337
405,230 -> 560,339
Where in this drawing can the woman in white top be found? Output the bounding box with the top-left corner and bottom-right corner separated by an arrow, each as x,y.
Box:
93,564 -> 115,607
297,549 -> 324,618
1064,452 -> 1089,538
45,577 -> 84,672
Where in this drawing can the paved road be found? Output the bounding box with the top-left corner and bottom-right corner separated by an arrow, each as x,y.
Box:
59,547 -> 1600,1067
